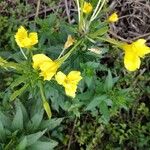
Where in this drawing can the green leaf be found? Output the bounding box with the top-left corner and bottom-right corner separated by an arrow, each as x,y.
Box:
26,110 -> 44,131
90,26 -> 108,38
16,137 -> 27,150
40,118 -> 63,131
0,120 -> 6,142
26,130 -> 47,146
85,76 -> 94,88
0,111 -> 11,128
10,84 -> 28,101
27,140 -> 58,150
10,75 -> 27,89
12,102 -> 23,130
99,101 -> 110,124
85,95 -> 107,111
104,70 -> 113,91
19,101 -> 29,124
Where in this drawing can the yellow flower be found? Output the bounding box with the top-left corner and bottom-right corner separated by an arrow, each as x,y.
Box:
108,12 -> 118,23
15,26 -> 38,48
124,51 -> 141,71
55,71 -> 82,98
32,54 -> 60,80
32,54 -> 51,69
83,2 -> 93,14
123,39 -> 150,71
64,35 -> 75,49
130,39 -> 150,57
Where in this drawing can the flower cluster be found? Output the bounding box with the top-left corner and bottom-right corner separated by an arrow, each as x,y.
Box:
123,39 -> 150,71
14,26 -> 82,98
32,54 -> 82,98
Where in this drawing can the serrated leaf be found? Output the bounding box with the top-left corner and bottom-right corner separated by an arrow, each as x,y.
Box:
40,118 -> 63,131
99,101 -> 110,124
27,110 -> 44,131
10,84 -> 28,101
12,102 -> 23,130
26,130 -> 46,146
85,76 -> 93,88
16,137 -> 27,150
85,95 -> 107,111
27,140 -> 58,150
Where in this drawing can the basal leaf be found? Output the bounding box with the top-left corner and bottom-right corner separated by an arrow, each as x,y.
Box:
26,130 -> 46,146
12,102 -> 23,130
16,137 -> 27,150
40,118 -> 63,131
26,110 -> 44,131
27,140 -> 58,150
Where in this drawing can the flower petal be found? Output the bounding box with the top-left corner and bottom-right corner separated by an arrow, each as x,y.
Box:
132,39 -> 150,57
32,54 -> 52,69
29,32 -> 38,46
124,52 -> 141,71
83,2 -> 93,14
55,71 -> 66,85
67,71 -> 82,84
108,12 -> 119,23
15,26 -> 28,47
65,85 -> 77,98
64,35 -> 75,49
40,61 -> 59,81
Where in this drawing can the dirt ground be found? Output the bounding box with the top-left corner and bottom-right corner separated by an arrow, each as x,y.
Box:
109,0 -> 150,45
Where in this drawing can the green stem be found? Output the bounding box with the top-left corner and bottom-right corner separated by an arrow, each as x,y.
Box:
90,0 -> 101,22
4,139 -> 14,150
39,81 -> 46,102
20,47 -> 27,60
91,0 -> 106,21
39,80 -> 52,119
58,48 -> 66,59
57,39 -> 83,63
96,37 -> 123,48
79,0 -> 84,32
76,0 -> 80,24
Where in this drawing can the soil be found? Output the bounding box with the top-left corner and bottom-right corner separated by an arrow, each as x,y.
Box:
109,0 -> 150,45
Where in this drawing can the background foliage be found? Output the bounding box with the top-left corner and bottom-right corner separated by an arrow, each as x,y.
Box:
0,0 -> 150,149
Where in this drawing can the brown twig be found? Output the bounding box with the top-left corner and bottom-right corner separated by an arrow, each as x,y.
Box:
67,117 -> 77,150
108,31 -> 132,43
108,0 -> 150,42
64,0 -> 71,23
35,0 -> 41,19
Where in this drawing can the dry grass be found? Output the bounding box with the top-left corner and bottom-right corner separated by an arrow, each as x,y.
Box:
109,0 -> 150,45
